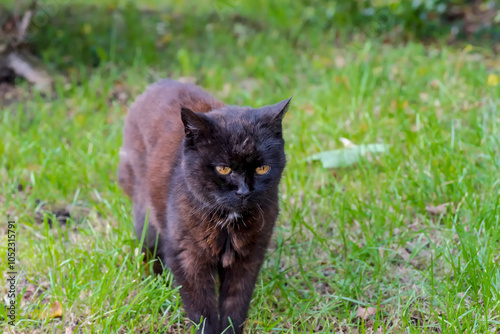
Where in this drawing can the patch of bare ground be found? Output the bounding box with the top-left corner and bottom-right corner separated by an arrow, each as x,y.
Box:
0,83 -> 25,106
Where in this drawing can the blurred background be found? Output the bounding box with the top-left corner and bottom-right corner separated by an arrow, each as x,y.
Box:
2,0 -> 499,87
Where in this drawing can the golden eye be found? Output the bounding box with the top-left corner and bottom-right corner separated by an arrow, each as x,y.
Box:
255,165 -> 270,175
216,166 -> 232,175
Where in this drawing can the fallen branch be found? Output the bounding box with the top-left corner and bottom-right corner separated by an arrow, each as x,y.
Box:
6,52 -> 51,87
0,1 -> 52,88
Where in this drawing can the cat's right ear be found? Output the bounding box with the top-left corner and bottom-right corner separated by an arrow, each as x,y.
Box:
180,107 -> 211,146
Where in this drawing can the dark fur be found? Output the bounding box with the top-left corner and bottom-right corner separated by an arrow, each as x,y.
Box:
118,79 -> 290,333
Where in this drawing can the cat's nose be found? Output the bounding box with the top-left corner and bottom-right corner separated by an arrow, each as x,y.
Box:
235,186 -> 250,199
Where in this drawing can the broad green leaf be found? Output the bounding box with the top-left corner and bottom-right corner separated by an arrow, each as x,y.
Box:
308,144 -> 389,168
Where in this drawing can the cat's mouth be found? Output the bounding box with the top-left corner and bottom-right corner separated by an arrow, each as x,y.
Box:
201,192 -> 260,220
206,200 -> 253,219
223,198 -> 255,213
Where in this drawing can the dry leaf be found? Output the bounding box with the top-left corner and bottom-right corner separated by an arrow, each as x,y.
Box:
21,284 -> 37,307
356,306 -> 377,320
487,73 -> 499,87
425,203 -> 448,215
22,284 -> 36,301
41,300 -> 63,319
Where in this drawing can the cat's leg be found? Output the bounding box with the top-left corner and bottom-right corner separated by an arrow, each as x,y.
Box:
169,256 -> 219,334
218,256 -> 263,334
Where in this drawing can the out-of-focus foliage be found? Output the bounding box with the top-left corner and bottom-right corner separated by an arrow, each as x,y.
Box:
221,0 -> 499,43
363,0 -> 500,40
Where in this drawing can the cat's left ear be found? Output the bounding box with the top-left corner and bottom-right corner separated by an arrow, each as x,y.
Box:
180,106 -> 212,147
259,97 -> 292,123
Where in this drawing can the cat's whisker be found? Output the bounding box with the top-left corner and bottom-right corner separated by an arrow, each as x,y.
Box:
252,203 -> 265,232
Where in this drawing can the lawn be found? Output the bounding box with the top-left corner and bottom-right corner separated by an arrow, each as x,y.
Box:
1,1 -> 500,333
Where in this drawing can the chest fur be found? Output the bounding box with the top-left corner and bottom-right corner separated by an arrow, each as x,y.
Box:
202,224 -> 253,268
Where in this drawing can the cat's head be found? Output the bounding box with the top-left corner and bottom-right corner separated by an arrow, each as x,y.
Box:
180,98 -> 291,214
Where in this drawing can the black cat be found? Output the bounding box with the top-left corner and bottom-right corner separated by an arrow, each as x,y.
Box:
118,79 -> 291,333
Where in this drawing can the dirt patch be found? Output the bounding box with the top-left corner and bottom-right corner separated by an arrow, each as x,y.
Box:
0,82 -> 24,105
34,205 -> 89,228
32,198 -> 91,229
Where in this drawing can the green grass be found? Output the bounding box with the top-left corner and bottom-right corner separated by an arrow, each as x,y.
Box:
1,1 -> 500,333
